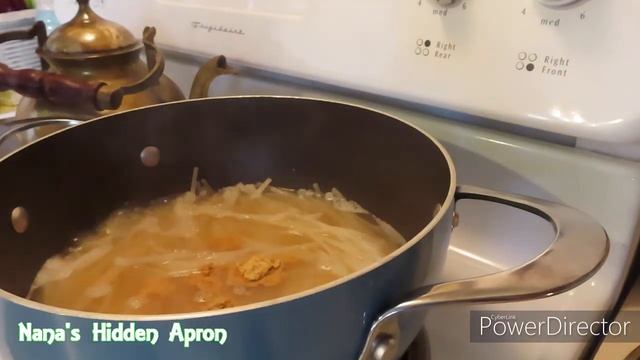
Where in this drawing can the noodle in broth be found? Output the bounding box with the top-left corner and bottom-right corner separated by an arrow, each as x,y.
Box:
29,175 -> 404,315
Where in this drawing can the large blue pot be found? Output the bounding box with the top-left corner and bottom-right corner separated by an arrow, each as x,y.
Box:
0,97 -> 607,360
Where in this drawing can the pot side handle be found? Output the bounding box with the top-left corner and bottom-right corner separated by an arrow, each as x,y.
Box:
0,118 -> 83,148
358,185 -> 609,360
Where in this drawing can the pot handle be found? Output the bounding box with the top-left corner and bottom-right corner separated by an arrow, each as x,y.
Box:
189,55 -> 237,99
0,118 -> 83,147
358,185 -> 609,360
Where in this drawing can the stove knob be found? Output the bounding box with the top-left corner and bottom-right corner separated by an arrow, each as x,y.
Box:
537,0 -> 581,6
433,0 -> 457,7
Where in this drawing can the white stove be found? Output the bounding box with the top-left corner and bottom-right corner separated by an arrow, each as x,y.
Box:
44,1 -> 640,359
153,55 -> 640,359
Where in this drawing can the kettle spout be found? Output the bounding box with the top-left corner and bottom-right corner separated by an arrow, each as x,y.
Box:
189,55 -> 237,99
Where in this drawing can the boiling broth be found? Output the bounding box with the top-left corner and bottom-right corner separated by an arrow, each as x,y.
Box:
29,178 -> 404,315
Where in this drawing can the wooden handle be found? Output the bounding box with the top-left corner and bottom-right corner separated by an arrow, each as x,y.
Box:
0,63 -> 103,108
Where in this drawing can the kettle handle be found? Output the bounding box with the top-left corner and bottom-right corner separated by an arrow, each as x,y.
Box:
0,22 -> 100,109
0,23 -> 232,108
94,27 -> 166,110
0,21 -> 48,70
0,63 -> 104,108
0,26 -> 167,111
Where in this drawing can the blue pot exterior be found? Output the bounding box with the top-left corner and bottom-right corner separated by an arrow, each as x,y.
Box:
0,97 -> 457,359
1,206 -> 453,360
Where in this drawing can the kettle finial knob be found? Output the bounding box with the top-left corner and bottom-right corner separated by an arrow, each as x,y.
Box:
44,0 -> 140,57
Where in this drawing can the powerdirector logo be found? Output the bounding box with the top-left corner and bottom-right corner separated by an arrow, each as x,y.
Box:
470,311 -> 640,343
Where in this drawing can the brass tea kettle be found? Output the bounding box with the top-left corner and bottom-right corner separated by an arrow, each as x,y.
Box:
0,0 -> 234,122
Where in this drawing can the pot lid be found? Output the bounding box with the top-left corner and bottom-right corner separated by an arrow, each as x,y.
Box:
42,0 -> 141,59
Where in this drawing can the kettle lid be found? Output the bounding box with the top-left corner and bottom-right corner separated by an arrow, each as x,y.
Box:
42,0 -> 141,59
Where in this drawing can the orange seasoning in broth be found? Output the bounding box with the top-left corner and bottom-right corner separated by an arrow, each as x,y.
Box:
29,177 -> 404,315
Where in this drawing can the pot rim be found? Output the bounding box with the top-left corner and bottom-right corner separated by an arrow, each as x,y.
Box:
0,95 -> 457,320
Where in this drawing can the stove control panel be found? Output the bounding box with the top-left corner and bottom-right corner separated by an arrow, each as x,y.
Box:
54,0 -> 640,143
